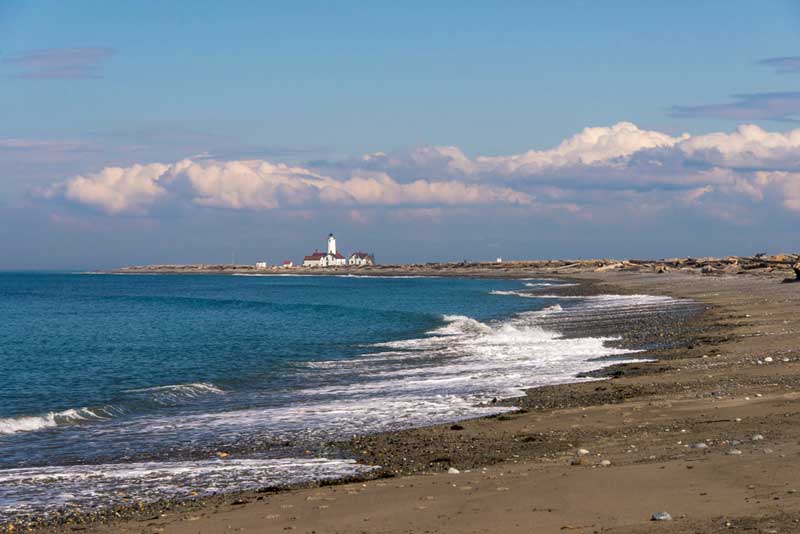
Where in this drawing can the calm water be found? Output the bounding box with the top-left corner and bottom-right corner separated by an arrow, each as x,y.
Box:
0,273 -> 668,520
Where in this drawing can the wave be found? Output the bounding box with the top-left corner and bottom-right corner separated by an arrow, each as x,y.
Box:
125,382 -> 225,403
0,407 -> 111,435
523,282 -> 578,288
493,290 -> 678,306
333,274 -> 438,279
1,383 -> 225,436
490,289 -> 538,298
0,457 -> 376,521
232,273 -> 313,277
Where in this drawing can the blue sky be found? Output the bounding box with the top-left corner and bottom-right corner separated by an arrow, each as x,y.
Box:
1,1 -> 800,269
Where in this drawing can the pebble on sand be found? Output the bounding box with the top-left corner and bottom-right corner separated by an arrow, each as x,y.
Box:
447,467 -> 460,474
751,434 -> 765,441
651,512 -> 673,521
576,448 -> 590,456
599,460 -> 611,467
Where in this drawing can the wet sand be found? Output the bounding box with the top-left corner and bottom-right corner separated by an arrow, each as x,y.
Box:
22,270 -> 800,533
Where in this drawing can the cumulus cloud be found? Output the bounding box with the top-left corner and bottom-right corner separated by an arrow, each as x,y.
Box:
475,122 -> 687,175
753,171 -> 800,212
676,123 -> 800,169
356,122 -> 688,179
3,47 -> 116,79
341,122 -> 800,219
42,122 -> 800,222
346,121 -> 800,188
47,162 -> 175,214
48,159 -> 533,215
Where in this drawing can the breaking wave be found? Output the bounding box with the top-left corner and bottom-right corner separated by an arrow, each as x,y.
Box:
125,382 -> 225,404
0,279 -> 693,521
0,458 -> 375,521
1,383 -> 225,436
523,282 -> 578,288
0,408 -> 112,435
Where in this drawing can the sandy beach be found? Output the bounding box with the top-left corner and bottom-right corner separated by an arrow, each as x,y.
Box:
18,268 -> 800,534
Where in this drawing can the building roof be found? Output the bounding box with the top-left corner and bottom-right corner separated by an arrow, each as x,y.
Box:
350,251 -> 373,259
303,251 -> 345,261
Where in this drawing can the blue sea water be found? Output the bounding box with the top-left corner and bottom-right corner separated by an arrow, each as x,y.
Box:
0,273 -> 675,521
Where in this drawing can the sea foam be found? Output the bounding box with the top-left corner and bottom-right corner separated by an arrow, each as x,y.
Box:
0,408 -> 109,435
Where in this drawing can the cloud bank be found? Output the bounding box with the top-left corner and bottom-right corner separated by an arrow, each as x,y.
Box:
43,122 -> 800,222
44,159 -> 533,215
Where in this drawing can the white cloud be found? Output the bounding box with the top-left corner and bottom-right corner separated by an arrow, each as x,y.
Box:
677,124 -> 800,169
476,122 -> 688,174
343,122 -> 800,219
357,122 -> 800,178
753,171 -> 800,212
62,163 -> 174,214
43,122 -> 800,221
50,159 -> 534,215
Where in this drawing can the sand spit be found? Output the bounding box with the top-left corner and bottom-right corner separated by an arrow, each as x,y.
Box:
108,253 -> 800,281
12,269 -> 800,534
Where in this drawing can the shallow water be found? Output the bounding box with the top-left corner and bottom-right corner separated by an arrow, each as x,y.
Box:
0,273 -> 684,521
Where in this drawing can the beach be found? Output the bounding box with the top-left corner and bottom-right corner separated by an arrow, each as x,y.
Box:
9,267 -> 795,534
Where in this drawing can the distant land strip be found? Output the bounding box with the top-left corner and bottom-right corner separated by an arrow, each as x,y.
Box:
104,254 -> 800,280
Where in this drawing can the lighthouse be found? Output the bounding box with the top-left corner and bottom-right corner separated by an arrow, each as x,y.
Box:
302,233 -> 347,267
327,233 -> 337,255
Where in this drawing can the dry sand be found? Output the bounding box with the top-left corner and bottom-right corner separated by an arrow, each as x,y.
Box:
33,271 -> 800,533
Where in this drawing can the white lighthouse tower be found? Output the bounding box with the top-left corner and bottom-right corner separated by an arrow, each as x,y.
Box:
327,233 -> 337,255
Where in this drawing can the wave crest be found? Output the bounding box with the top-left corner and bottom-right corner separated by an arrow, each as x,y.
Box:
0,407 -> 110,435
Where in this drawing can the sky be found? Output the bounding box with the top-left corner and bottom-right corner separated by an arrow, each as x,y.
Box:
1,1 -> 800,269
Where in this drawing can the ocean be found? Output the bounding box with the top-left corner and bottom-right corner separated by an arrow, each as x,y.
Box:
0,273 -> 687,522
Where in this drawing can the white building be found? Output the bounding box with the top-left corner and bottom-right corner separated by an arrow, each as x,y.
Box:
302,234 -> 347,267
255,261 -> 268,269
348,252 -> 374,266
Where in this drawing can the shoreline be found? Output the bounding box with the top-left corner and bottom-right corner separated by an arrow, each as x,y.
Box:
101,253 -> 799,281
10,269 -> 800,533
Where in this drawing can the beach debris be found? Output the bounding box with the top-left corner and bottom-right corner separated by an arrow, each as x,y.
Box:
599,460 -> 611,467
689,442 -> 708,450
576,448 -> 590,456
215,451 -> 229,458
450,424 -> 464,431
447,467 -> 460,474
751,434 -> 765,441
727,449 -> 743,455
787,261 -> 800,283
763,357 -> 774,363
650,512 -> 673,521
